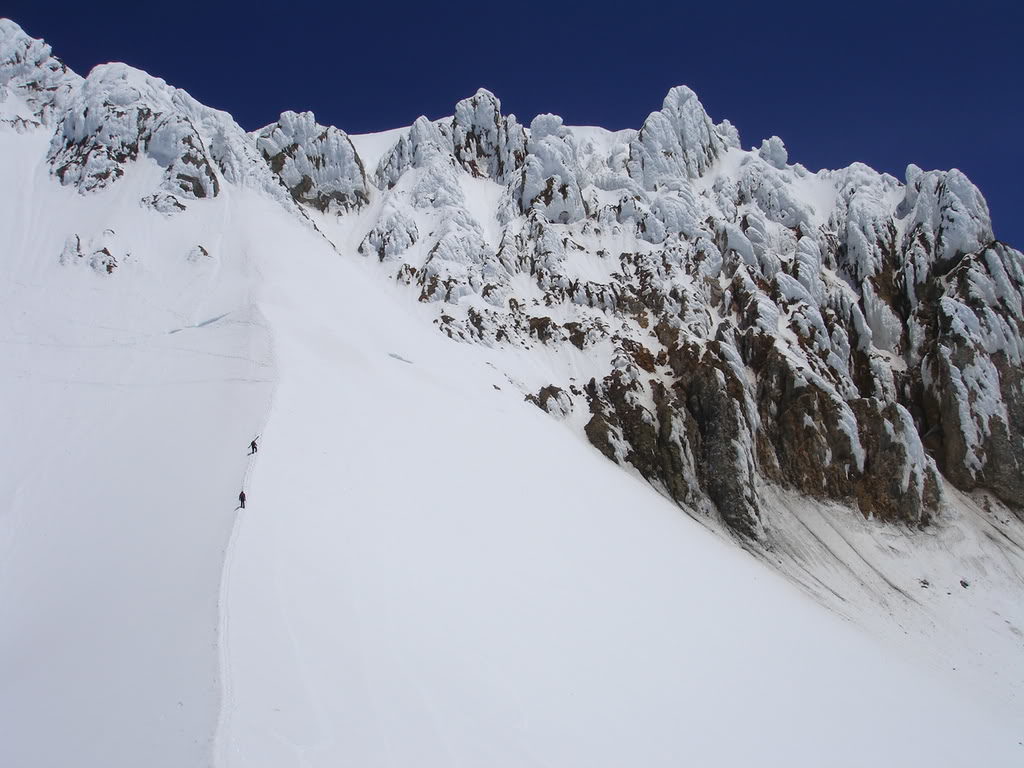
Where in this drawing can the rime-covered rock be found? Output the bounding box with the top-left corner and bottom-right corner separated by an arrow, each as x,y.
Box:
526,385 -> 574,418
43,60 -> 301,216
358,205 -> 418,261
256,111 -> 369,213
452,88 -> 526,182
11,21 -> 1022,540
921,243 -> 1024,505
374,116 -> 455,189
59,230 -> 124,275
627,86 -> 726,188
510,114 -> 587,223
48,64 -> 220,198
898,165 -> 993,269
348,83 -> 1020,537
0,19 -> 81,127
758,136 -> 788,169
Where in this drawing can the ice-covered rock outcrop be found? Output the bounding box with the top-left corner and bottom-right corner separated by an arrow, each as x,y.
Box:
39,49 -> 299,213
256,111 -> 369,213
758,136 -> 788,169
510,114 -> 587,223
4,16 -> 1021,540
627,86 -> 726,187
0,19 -> 81,127
921,243 -> 1024,503
361,107 -> 512,308
358,204 -> 418,261
48,64 -> 221,199
374,116 -> 455,189
900,165 -> 993,270
345,84 -> 1022,539
452,88 -> 525,182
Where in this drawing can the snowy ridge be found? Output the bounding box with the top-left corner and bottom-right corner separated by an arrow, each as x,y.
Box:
2,17 -> 1023,767
329,88 -> 1022,542
40,54 -> 308,219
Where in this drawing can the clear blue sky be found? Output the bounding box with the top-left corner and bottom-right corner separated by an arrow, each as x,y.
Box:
7,0 -> 1022,246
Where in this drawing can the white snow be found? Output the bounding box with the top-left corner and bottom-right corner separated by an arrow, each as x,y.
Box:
0,119 -> 1022,768
349,125 -> 409,176
0,128 -> 273,767
216,199 -> 1023,767
2,19 -> 1023,767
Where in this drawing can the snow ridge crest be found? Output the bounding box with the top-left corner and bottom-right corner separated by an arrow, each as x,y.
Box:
3,17 -> 1022,539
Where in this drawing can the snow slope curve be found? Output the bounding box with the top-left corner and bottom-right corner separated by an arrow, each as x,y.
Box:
1,16 -> 1022,768
0,125 -> 275,766
212,204 -> 1021,767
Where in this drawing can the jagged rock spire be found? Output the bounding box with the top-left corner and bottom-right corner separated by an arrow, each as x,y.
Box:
257,111 -> 369,213
627,85 -> 725,187
452,87 -> 526,182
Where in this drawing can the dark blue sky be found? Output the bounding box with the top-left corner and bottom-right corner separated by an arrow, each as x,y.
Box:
7,0 -> 1022,245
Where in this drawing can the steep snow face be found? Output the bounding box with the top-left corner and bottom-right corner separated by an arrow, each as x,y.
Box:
2,16 -> 1024,768
0,113 -> 276,767
217,228 -> 1024,767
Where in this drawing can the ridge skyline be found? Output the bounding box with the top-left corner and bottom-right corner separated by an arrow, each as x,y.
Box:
2,0 -> 1020,244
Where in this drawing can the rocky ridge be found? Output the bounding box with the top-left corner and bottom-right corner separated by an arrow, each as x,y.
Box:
2,18 -> 1021,541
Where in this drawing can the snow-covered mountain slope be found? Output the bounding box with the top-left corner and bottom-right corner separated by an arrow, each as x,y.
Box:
1,18 -> 1023,767
0,128 -> 272,763
343,86 -> 1023,538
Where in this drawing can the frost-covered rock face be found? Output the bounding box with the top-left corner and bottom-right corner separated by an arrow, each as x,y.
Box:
35,39 -> 299,214
0,19 -> 81,128
374,116 -> 456,189
341,86 -> 1023,538
511,114 -> 588,223
758,136 -> 788,169
452,88 -> 525,182
48,64 -> 221,199
627,85 -> 726,187
5,15 -> 1022,540
358,205 -> 418,261
256,111 -> 369,213
922,243 -> 1024,502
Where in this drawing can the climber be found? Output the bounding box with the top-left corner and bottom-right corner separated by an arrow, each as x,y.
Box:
249,437 -> 258,455
239,490 -> 246,510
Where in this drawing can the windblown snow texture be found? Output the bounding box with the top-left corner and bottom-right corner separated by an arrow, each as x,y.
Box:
2,17 -> 1023,768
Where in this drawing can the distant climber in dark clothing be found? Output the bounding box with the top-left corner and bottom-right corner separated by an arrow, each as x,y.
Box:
239,491 -> 246,509
250,439 -> 258,455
